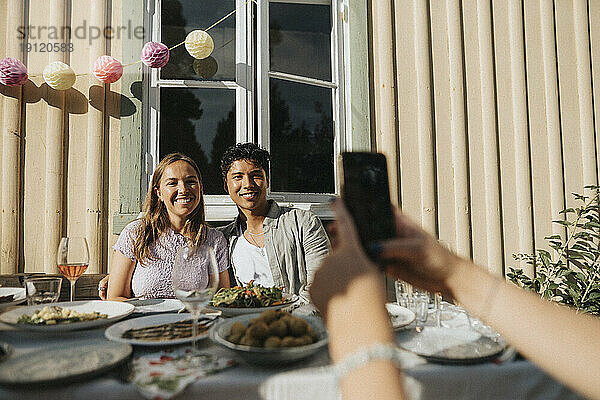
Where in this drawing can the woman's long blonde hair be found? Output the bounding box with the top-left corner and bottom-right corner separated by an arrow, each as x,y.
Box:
133,153 -> 206,263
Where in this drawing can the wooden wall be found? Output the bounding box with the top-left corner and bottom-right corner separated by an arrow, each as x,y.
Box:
371,0 -> 600,277
0,0 -> 125,274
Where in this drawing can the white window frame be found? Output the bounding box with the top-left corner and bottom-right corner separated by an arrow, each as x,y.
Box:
258,0 -> 346,204
146,0 -> 347,220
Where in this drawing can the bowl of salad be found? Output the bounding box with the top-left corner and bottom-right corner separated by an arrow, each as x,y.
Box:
207,281 -> 299,317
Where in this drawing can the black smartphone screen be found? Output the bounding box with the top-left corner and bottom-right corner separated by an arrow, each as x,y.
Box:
340,152 -> 395,260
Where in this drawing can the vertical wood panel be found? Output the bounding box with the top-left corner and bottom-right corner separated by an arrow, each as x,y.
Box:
430,0 -> 456,248
592,0 -> 600,184
413,0 -> 437,235
524,0 -> 563,257
463,0 -> 504,275
539,0 -> 566,241
509,0 -> 534,269
85,0 -> 107,274
44,0 -> 67,273
445,0 -> 471,258
1,0 -> 24,274
573,0 -> 597,193
556,1 -> 586,211
23,1 -> 50,273
371,0 -> 400,206
395,0 -> 423,223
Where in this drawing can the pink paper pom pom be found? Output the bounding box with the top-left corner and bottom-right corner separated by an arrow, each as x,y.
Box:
92,55 -> 123,84
0,57 -> 28,87
141,42 -> 170,68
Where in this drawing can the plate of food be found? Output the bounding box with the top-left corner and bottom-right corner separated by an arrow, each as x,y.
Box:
0,300 -> 134,332
0,287 -> 26,311
126,298 -> 184,315
207,282 -> 299,317
210,310 -> 328,365
385,303 -> 416,329
105,313 -> 215,346
0,340 -> 132,385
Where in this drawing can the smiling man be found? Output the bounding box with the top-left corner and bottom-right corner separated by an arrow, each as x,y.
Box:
219,143 -> 330,303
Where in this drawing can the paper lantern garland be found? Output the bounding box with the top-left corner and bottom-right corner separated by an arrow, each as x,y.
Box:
92,56 -> 123,84
185,30 -> 214,59
43,61 -> 76,90
0,57 -> 28,87
141,42 -> 170,68
0,2 -> 250,87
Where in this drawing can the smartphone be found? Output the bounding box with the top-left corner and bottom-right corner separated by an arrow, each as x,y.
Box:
340,152 -> 396,261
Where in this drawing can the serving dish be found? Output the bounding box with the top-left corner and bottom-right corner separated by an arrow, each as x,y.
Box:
0,340 -> 132,385
0,287 -> 26,311
206,293 -> 299,317
105,313 -> 214,346
396,327 -> 505,364
210,313 -> 328,365
0,300 -> 134,332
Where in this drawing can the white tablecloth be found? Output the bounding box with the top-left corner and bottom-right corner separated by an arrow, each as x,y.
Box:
0,315 -> 586,400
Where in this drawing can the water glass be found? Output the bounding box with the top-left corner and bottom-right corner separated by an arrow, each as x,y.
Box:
24,277 -> 62,305
414,292 -> 429,331
395,280 -> 413,308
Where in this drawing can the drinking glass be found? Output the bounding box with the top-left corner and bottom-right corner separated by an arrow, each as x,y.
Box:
395,280 -> 413,309
24,277 -> 62,305
172,244 -> 219,357
414,291 -> 429,332
57,237 -> 89,302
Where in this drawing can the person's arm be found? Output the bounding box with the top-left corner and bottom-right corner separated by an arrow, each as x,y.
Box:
448,262 -> 600,400
98,274 -> 109,300
218,269 -> 230,289
106,250 -> 136,301
310,201 -> 405,400
299,211 -> 330,302
376,209 -> 600,400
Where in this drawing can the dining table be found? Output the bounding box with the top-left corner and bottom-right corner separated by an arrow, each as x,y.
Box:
0,300 -> 587,400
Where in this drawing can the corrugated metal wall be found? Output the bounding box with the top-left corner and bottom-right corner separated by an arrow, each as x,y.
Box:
0,0 -> 122,274
372,0 -> 600,277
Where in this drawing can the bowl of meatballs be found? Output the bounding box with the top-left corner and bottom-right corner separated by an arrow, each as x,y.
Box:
210,310 -> 328,365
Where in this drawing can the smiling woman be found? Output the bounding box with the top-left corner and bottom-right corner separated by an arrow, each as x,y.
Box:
106,153 -> 231,301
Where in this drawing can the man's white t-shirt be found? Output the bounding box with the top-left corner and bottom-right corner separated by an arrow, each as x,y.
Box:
232,233 -> 275,287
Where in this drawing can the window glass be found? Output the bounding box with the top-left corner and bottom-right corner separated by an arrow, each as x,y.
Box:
269,79 -> 334,193
269,2 -> 331,82
160,88 -> 236,194
161,0 -> 236,81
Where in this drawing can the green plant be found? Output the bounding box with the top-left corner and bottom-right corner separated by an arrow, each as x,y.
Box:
507,186 -> 600,315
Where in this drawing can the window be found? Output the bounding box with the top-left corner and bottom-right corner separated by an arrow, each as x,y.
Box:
148,0 -> 345,215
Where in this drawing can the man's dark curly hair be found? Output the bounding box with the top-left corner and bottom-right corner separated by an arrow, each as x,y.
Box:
220,143 -> 271,182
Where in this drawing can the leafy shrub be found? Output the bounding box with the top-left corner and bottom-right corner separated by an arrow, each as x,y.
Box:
507,186 -> 600,315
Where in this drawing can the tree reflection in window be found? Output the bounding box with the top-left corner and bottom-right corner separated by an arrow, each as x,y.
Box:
160,88 -> 235,195
270,80 -> 334,194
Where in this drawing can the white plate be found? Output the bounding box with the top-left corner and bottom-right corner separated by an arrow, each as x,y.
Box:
396,327 -> 505,364
0,287 -> 26,311
126,298 -> 184,314
105,313 -> 212,346
0,300 -> 134,332
207,293 -> 299,317
386,303 -> 415,329
0,340 -> 132,385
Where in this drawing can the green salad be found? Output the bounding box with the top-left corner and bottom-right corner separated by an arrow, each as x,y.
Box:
210,281 -> 285,308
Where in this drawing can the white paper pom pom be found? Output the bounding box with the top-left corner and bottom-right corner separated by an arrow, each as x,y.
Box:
185,30 -> 214,59
43,61 -> 76,90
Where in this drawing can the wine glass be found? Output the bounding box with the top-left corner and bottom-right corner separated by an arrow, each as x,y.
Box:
57,237 -> 90,302
172,244 -> 219,358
